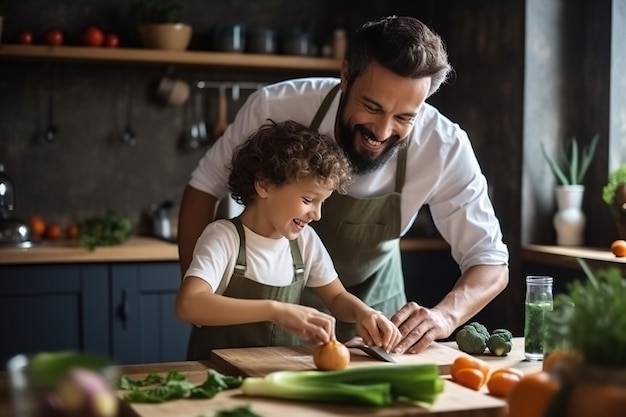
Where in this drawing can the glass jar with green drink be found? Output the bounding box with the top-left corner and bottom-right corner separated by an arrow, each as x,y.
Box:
524,275 -> 553,361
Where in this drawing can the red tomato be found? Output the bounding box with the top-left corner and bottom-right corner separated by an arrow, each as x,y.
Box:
83,25 -> 105,47
17,30 -> 33,45
104,33 -> 120,48
44,29 -> 63,46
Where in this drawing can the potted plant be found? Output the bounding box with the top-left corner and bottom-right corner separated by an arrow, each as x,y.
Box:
540,135 -> 599,246
130,0 -> 192,51
547,259 -> 626,417
602,164 -> 626,239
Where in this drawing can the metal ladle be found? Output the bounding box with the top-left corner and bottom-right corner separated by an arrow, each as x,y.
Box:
44,78 -> 58,142
121,81 -> 137,146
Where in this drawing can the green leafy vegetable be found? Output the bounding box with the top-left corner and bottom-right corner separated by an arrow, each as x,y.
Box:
78,209 -> 132,250
240,363 -> 444,407
27,351 -> 114,389
198,405 -> 264,417
486,332 -> 512,356
119,369 -> 243,403
455,322 -> 489,354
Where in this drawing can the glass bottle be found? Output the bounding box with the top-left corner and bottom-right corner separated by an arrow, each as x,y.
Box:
524,276 -> 553,361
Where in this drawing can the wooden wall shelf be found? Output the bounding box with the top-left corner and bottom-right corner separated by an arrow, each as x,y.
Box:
0,44 -> 342,72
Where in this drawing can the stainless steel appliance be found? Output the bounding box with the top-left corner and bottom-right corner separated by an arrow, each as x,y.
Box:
0,164 -> 33,247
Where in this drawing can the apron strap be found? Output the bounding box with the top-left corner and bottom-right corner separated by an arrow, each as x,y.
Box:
310,83 -> 341,131
229,217 -> 304,283
289,239 -> 305,282
229,217 -> 248,274
394,145 -> 408,193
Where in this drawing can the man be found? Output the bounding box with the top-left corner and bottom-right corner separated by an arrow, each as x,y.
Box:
177,15 -> 509,354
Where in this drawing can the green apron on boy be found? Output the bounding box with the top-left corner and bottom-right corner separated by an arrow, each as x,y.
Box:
186,217 -> 306,360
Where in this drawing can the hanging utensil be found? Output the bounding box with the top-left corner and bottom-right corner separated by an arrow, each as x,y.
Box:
212,84 -> 229,141
44,67 -> 58,142
195,82 -> 208,145
121,80 -> 137,146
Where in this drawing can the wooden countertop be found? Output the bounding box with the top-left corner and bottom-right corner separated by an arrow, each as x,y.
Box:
0,237 -> 449,265
0,338 -> 541,417
523,244 -> 626,269
0,237 -> 179,265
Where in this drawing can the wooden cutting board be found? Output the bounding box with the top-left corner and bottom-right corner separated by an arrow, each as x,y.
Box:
119,340 -> 543,417
121,374 -> 506,417
209,341 -> 462,377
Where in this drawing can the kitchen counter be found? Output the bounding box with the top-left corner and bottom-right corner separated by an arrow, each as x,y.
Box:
0,338 -> 540,417
0,237 -> 449,265
523,244 -> 626,269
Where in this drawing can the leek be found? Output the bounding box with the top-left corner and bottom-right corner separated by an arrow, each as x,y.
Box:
241,364 -> 444,407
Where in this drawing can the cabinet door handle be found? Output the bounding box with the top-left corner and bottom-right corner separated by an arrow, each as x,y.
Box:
116,289 -> 130,329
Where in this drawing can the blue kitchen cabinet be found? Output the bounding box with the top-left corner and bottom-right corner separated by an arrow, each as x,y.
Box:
0,264 -> 110,365
0,262 -> 190,366
110,262 -> 190,364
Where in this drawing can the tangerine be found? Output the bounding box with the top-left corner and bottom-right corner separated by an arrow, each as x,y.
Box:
28,215 -> 46,238
610,239 -> 626,257
507,371 -> 559,417
44,223 -> 63,240
65,224 -> 79,240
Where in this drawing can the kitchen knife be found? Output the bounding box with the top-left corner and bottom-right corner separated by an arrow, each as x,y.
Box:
344,337 -> 397,363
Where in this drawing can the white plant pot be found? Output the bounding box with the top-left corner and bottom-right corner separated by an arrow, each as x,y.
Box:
553,185 -> 586,246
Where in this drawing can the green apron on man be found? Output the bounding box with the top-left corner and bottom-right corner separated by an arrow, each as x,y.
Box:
303,84 -> 408,342
186,217 -> 306,360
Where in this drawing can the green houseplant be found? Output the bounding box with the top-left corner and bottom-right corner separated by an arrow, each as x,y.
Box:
541,135 -> 599,245
602,164 -> 626,239
540,135 -> 599,186
130,0 -> 192,51
545,259 -> 626,417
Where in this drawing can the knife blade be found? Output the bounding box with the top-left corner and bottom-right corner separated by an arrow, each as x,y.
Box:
344,337 -> 396,363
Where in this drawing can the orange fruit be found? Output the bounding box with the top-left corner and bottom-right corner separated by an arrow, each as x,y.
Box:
28,215 -> 46,238
313,340 -> 350,370
65,224 -> 79,240
542,349 -> 582,375
507,371 -> 559,417
450,355 -> 490,380
44,223 -> 63,240
453,367 -> 486,390
487,368 -> 523,397
610,239 -> 626,257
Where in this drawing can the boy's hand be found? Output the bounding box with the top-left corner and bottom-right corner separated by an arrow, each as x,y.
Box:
355,310 -> 402,352
273,303 -> 337,344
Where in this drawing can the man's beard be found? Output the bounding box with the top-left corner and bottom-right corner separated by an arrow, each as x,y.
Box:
337,120 -> 404,176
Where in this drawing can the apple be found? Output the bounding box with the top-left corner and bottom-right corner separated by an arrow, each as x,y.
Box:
44,29 -> 63,46
17,30 -> 33,45
104,33 -> 119,48
83,25 -> 105,47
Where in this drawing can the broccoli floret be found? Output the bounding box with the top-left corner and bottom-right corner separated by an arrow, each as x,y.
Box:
455,326 -> 487,354
466,321 -> 490,341
491,328 -> 513,340
487,332 -> 513,356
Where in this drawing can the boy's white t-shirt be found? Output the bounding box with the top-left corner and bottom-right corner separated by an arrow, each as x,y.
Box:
184,219 -> 338,294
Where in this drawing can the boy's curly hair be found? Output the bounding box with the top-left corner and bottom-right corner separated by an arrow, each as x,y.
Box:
229,120 -> 353,206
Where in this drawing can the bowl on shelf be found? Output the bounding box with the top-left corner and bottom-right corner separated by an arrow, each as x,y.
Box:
137,23 -> 192,51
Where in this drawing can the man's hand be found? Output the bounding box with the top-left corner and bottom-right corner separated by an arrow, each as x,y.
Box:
390,302 -> 453,354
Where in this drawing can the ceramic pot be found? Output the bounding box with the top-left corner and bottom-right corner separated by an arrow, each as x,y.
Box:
553,185 -> 585,246
138,23 -> 192,51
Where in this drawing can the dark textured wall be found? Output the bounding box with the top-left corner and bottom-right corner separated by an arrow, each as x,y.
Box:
0,0 -> 527,331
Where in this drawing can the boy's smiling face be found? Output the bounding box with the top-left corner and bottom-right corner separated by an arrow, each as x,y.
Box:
250,176 -> 333,240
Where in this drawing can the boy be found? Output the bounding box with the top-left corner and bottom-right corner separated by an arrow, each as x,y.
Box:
176,120 -> 401,360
